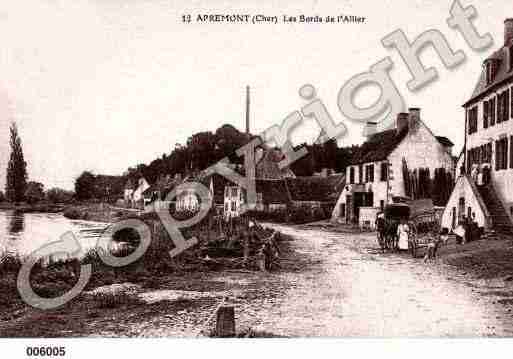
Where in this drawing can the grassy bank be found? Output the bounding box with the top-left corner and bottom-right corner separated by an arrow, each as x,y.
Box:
0,213 -> 288,337
62,203 -> 138,223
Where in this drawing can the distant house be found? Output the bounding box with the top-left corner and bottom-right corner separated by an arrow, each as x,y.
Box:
331,108 -> 455,228
223,147 -> 295,219
286,175 -> 345,211
224,178 -> 291,219
132,178 -> 150,209
223,174 -> 344,219
172,172 -> 230,214
123,179 -> 135,207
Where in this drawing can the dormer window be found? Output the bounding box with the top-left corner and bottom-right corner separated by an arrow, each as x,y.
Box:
510,45 -> 513,71
485,59 -> 499,85
486,61 -> 493,84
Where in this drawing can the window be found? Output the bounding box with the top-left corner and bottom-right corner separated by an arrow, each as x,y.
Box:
486,62 -> 492,84
510,136 -> 513,169
468,106 -> 478,134
231,187 -> 237,198
483,101 -> 489,128
486,60 -> 497,85
511,87 -> 513,119
365,164 -> 374,183
230,201 -> 235,211
380,162 -> 388,181
256,192 -> 263,204
340,203 -> 346,218
380,200 -> 384,211
498,90 -> 510,123
358,164 -> 363,184
490,97 -> 496,126
349,167 -> 355,184
510,46 -> 513,71
495,137 -> 508,170
505,88 -> 510,121
224,203 -> 228,212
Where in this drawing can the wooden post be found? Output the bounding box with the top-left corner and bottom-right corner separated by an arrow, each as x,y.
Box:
216,306 -> 235,337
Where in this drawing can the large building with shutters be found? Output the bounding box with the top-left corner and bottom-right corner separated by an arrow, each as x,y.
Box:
441,19 -> 513,233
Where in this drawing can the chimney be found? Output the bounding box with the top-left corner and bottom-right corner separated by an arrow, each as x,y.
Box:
363,121 -> 377,137
245,85 -> 250,134
408,107 -> 421,132
505,18 -> 513,45
396,112 -> 409,134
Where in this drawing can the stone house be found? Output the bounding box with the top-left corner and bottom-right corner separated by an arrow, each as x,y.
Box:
441,19 -> 513,233
332,108 -> 455,227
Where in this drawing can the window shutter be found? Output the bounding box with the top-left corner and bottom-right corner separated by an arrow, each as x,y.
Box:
484,101 -> 489,128
495,141 -> 500,171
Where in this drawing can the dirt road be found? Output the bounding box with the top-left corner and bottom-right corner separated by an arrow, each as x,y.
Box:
237,223 -> 513,337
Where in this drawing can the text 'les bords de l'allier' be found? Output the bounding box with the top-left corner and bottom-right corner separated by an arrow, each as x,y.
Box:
181,14 -> 366,24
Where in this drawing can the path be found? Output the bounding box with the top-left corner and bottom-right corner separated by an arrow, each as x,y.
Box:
238,223 -> 511,337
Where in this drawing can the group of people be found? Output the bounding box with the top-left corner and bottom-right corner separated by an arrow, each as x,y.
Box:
375,212 -> 445,262
453,213 -> 481,244
470,164 -> 491,186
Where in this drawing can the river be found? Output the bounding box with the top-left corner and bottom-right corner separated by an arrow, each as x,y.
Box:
0,210 -> 109,258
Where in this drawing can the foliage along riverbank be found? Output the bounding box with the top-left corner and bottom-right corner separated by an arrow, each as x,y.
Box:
62,203 -> 138,223
0,202 -> 65,213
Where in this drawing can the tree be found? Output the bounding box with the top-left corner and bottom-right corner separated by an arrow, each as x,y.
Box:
25,181 -> 45,204
5,122 -> 28,202
46,187 -> 74,204
75,171 -> 96,201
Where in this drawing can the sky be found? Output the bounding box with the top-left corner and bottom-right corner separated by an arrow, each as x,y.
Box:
0,0 -> 507,190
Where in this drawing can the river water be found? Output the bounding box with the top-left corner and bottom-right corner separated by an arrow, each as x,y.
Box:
0,210 -> 109,258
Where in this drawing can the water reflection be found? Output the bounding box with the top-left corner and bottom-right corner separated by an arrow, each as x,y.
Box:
0,210 -> 108,258
8,211 -> 25,234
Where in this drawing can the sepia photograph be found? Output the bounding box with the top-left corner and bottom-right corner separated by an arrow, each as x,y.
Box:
1,0 -> 513,357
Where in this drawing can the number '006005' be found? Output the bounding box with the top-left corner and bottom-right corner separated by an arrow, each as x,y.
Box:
26,346 -> 66,357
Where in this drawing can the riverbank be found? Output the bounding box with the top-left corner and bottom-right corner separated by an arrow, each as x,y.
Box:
62,203 -> 140,223
0,202 -> 64,213
0,217 -> 288,337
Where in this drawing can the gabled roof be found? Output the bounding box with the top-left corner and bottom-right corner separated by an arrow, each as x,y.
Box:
464,46 -> 513,106
351,125 -> 454,165
285,174 -> 345,202
351,128 -> 408,164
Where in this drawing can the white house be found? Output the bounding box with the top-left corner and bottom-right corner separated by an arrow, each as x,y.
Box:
441,18 -> 513,233
331,108 -> 455,227
132,178 -> 150,209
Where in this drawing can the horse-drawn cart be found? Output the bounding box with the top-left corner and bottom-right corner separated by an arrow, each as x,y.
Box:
408,206 -> 441,258
378,200 -> 441,257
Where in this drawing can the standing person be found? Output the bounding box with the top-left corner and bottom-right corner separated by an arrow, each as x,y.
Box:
396,219 -> 410,250
375,211 -> 386,249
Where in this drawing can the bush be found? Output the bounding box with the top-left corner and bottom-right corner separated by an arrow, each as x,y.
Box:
63,207 -> 82,220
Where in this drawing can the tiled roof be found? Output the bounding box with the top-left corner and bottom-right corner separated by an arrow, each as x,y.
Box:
351,127 -> 453,165
351,129 -> 408,164
464,46 -> 513,106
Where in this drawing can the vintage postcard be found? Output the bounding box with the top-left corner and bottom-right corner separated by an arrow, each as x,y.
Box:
1,0 -> 513,356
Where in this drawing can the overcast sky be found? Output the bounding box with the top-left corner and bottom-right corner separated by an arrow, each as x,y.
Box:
0,0 -> 507,190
